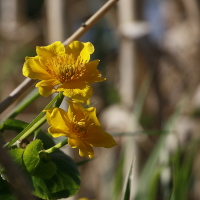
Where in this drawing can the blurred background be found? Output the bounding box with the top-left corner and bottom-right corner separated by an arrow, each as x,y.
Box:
0,0 -> 200,200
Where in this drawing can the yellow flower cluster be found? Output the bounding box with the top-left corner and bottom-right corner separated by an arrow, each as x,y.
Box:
23,41 -> 105,102
79,198 -> 95,200
23,41 -> 117,158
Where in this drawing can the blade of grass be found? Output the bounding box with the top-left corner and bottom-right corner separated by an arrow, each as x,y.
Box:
133,96 -> 188,200
110,147 -> 126,200
121,158 -> 135,200
119,72 -> 153,200
170,138 -> 199,200
148,167 -> 162,200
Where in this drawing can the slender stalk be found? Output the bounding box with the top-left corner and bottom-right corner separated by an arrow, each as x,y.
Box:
7,88 -> 40,119
63,0 -> 119,46
18,92 -> 64,144
6,92 -> 63,148
19,116 -> 47,141
53,91 -> 64,108
0,0 -> 119,113
0,78 -> 35,114
42,138 -> 68,154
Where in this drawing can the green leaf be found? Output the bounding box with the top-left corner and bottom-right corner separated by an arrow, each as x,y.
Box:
0,119 -> 28,133
34,129 -> 55,149
7,141 -> 80,199
9,148 -> 24,169
30,150 -> 80,199
23,140 -> 57,179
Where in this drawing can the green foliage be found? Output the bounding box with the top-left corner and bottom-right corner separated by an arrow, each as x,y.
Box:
0,118 -> 28,133
170,143 -> 197,200
121,159 -> 134,200
1,141 -> 80,199
110,148 -> 125,200
9,148 -> 25,168
6,92 -> 62,148
148,168 -> 162,200
29,150 -> 80,199
34,129 -> 55,150
23,140 -> 57,179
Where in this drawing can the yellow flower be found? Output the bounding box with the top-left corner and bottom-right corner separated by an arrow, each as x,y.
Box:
23,41 -> 106,102
79,198 -> 95,200
44,100 -> 117,158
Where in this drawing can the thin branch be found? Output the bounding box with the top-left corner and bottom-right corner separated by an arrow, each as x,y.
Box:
63,0 -> 119,46
0,78 -> 35,114
0,0 -> 119,114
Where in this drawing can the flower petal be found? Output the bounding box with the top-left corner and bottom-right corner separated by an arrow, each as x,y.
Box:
23,56 -> 52,80
83,107 -> 101,127
65,41 -> 94,63
36,41 -> 65,63
36,79 -> 59,97
48,108 -> 70,132
68,137 -> 94,158
67,100 -> 85,122
67,100 -> 101,127
84,130 -> 117,148
48,127 -> 68,138
78,60 -> 106,83
43,108 -> 54,126
56,81 -> 93,103
80,42 -> 94,63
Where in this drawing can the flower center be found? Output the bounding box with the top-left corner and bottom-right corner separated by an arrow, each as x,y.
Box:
45,54 -> 87,83
72,119 -> 86,138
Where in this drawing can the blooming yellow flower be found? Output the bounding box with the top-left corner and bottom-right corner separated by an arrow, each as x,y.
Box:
79,198 -> 95,200
23,41 -> 106,102
44,100 -> 117,158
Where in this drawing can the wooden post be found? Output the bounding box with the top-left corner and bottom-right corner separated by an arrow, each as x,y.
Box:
45,0 -> 65,43
118,0 -> 138,198
118,0 -> 135,109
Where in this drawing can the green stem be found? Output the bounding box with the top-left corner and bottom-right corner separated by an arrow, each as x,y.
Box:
8,88 -> 40,119
6,92 -> 64,148
42,138 -> 68,154
54,92 -> 64,108
20,116 -> 47,141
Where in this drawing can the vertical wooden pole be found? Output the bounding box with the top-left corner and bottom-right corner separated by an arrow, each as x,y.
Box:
118,0 -> 135,109
45,0 -> 65,43
118,0 -> 138,198
0,0 -> 18,35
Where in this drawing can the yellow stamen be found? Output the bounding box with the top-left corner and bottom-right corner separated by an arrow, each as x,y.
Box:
45,54 -> 87,83
72,119 -> 86,137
